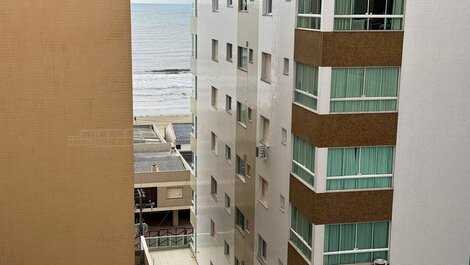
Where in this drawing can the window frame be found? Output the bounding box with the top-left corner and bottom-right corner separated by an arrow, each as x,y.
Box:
291,134 -> 316,188
238,0 -> 248,11
261,52 -> 272,84
212,0 -> 219,12
323,221 -> 390,264
257,234 -> 268,263
237,47 -> 248,70
225,144 -> 232,162
211,39 -> 219,61
326,146 -> 395,191
226,43 -> 233,62
294,62 -> 319,111
333,0 -> 405,31
330,67 -> 400,113
210,132 -> 218,155
263,0 -> 273,15
226,94 -> 232,113
210,176 -> 218,200
296,0 -> 322,30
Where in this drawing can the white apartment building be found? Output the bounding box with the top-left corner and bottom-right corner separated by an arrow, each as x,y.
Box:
190,0 -> 470,265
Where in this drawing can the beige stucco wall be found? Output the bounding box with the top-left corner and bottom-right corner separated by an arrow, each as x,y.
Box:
0,1 -> 134,264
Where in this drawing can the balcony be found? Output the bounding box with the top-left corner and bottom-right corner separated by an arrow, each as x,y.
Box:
136,235 -> 197,265
289,174 -> 393,225
294,29 -> 403,67
291,103 -> 397,148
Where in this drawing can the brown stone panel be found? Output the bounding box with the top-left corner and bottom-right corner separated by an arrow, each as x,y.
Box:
288,243 -> 310,265
294,29 -> 324,67
292,104 -> 397,147
289,174 -> 393,224
294,29 -> 403,67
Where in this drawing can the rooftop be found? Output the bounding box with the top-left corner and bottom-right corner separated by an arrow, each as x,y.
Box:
134,151 -> 186,172
172,123 -> 192,145
134,125 -> 162,144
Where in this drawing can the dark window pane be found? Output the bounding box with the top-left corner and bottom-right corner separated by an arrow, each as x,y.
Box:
353,0 -> 368,14
370,0 -> 386,14
368,17 -> 385,30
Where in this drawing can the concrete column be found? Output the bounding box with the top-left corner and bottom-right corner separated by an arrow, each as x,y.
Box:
173,210 -> 179,227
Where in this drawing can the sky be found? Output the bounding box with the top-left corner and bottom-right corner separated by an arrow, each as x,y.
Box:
131,0 -> 192,4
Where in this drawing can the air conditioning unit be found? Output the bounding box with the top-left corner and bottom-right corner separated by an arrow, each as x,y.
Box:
256,144 -> 269,159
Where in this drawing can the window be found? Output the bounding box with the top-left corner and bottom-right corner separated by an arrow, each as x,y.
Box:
294,62 -> 318,110
191,34 -> 198,58
279,194 -> 285,211
261,53 -> 272,83
249,49 -> 254,63
212,0 -> 218,12
224,240 -> 230,255
236,102 -> 248,125
324,221 -> 390,265
192,76 -> 198,99
297,0 -> 322,29
281,128 -> 287,145
212,39 -> 218,61
327,146 -> 394,190
292,135 -> 315,187
210,219 -> 216,238
283,58 -> 289,75
226,95 -> 232,112
235,257 -> 241,265
290,205 -> 312,259
257,235 -> 267,263
167,187 -> 183,199
260,115 -> 270,145
334,0 -> 404,30
227,0 -> 233,7
248,108 -> 252,121
236,155 -> 246,177
263,0 -> 272,15
238,47 -> 248,70
224,193 -> 231,211
330,67 -> 399,113
259,176 -> 268,207
239,0 -> 247,11
191,189 -> 196,208
211,132 -> 218,155
226,43 -> 233,61
192,115 -> 197,138
211,86 -> 218,108
225,145 -> 232,161
210,176 -> 218,199
235,207 -> 246,231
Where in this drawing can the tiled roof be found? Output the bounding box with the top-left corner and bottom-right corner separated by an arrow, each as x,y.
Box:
172,123 -> 192,145
134,125 -> 161,143
134,151 -> 185,172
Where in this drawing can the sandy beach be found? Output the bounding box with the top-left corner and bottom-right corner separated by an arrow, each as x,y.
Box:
135,115 -> 192,134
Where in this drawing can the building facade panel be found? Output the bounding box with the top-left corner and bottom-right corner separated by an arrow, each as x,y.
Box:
292,104 -> 398,147
294,29 -> 403,67
289,175 -> 393,224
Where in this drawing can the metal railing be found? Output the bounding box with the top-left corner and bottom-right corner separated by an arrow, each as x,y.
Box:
145,234 -> 193,249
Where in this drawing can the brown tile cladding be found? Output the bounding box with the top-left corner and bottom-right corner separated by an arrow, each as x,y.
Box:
292,104 -> 398,148
288,243 -> 310,265
289,174 -> 393,224
294,29 -> 404,67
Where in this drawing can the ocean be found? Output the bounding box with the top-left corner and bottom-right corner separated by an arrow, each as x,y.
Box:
131,3 -> 192,117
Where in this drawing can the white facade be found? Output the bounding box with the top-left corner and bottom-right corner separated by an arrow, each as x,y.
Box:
391,1 -> 470,264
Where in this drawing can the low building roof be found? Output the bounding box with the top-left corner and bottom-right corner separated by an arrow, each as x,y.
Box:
134,151 -> 185,172
134,125 -> 161,143
172,123 -> 192,145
